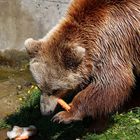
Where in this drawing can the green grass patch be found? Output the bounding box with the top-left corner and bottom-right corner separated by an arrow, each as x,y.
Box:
0,87 -> 140,140
84,108 -> 140,140
0,119 -> 10,129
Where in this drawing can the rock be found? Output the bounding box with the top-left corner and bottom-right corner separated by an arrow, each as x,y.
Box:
17,85 -> 22,90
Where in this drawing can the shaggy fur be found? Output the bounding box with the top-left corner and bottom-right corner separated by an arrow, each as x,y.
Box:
25,0 -> 140,124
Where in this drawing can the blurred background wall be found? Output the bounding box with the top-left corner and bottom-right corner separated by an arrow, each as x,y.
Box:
0,0 -> 69,50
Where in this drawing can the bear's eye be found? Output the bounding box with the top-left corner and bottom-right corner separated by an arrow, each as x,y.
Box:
64,56 -> 80,69
62,51 -> 81,69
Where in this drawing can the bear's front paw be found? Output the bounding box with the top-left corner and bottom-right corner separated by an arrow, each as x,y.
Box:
52,111 -> 74,124
52,110 -> 83,124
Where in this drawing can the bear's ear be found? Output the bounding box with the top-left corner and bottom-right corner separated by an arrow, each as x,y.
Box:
24,38 -> 41,58
62,46 -> 85,69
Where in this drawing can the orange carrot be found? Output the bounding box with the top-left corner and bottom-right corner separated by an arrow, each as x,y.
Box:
15,135 -> 29,140
57,98 -> 71,111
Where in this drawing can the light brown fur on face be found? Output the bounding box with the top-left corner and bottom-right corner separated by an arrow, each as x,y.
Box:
25,0 -> 140,123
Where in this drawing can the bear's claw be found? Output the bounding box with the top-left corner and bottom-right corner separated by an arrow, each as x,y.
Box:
52,111 -> 74,124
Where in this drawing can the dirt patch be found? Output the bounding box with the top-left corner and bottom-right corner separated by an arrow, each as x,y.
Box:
0,80 -> 19,119
0,67 -> 34,119
0,129 -> 9,140
0,66 -> 34,139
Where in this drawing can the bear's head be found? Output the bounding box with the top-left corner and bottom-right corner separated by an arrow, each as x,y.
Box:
25,29 -> 86,96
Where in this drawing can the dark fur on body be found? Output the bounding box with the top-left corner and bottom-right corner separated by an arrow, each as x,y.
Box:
25,0 -> 140,124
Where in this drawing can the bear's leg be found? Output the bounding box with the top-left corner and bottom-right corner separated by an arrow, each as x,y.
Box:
52,66 -> 135,124
52,84 -> 95,124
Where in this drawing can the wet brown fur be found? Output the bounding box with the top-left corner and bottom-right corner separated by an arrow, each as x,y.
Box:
25,0 -> 140,124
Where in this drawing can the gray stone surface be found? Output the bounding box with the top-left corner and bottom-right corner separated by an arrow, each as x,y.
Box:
0,0 -> 69,50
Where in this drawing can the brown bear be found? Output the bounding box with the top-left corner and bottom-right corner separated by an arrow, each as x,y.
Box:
25,0 -> 140,125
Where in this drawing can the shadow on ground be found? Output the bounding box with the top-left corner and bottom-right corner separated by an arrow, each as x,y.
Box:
4,89 -> 86,140
2,90 -> 140,140
3,75 -> 140,140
